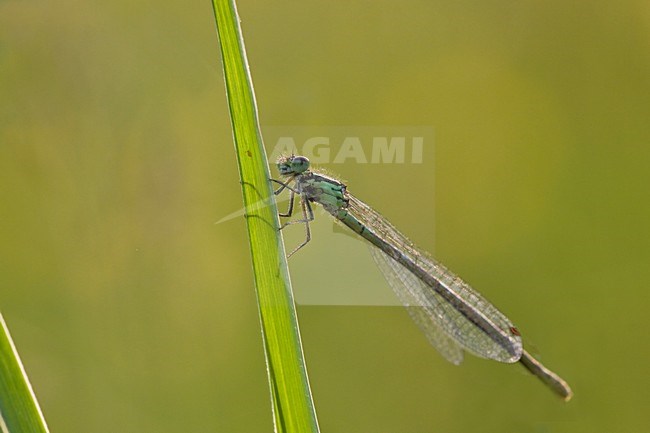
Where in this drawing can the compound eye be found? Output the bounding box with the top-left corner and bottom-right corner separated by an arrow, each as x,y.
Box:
276,158 -> 292,175
291,156 -> 310,173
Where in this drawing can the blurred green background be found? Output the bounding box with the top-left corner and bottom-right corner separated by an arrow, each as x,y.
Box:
1,0 -> 649,432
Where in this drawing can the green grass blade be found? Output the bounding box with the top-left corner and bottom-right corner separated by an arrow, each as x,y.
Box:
211,1 -> 320,432
0,315 -> 50,433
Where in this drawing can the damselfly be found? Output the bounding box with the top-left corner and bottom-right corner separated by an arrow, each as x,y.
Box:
272,155 -> 572,401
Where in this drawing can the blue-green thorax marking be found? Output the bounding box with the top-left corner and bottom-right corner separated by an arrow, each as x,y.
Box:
277,155 -> 348,215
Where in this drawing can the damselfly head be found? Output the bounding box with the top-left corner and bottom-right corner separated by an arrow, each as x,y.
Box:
277,155 -> 310,176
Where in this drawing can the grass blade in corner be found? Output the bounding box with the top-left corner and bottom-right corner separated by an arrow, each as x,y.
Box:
0,314 -> 50,433
211,1 -> 320,432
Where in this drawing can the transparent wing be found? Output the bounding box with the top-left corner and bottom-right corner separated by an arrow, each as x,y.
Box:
370,246 -> 464,365
347,194 -> 522,363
